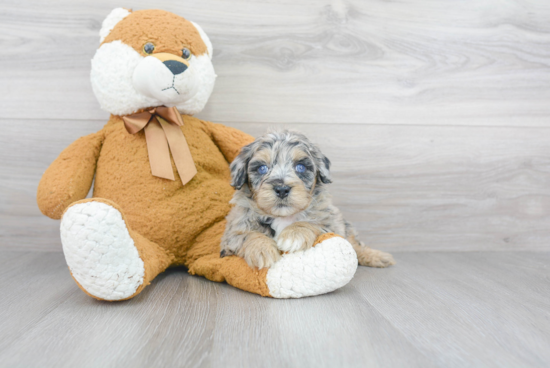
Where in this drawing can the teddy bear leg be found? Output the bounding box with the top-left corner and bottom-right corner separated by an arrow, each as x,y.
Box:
184,221 -> 273,296
187,222 -> 358,298
60,198 -> 174,301
261,233 -> 359,298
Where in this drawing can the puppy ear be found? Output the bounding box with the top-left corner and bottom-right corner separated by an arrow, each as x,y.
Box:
230,143 -> 255,190
318,155 -> 332,184
99,8 -> 132,43
301,135 -> 332,184
301,135 -> 332,185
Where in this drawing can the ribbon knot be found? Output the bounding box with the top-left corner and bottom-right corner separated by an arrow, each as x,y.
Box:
122,106 -> 197,185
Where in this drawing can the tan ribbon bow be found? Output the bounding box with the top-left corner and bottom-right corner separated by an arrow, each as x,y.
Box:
122,106 -> 197,185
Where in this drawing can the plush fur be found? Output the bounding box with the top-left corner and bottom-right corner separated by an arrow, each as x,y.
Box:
36,8 -> 360,300
221,130 -> 396,269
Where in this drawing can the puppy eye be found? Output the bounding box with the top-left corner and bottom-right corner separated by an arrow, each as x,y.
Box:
295,164 -> 306,173
143,42 -> 155,54
182,48 -> 191,60
257,165 -> 268,175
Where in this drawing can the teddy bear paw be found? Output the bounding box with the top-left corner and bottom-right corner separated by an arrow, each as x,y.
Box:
60,201 -> 145,301
266,235 -> 358,298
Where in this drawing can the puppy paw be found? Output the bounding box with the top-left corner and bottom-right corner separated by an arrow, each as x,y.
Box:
356,247 -> 395,268
277,222 -> 321,253
239,235 -> 281,269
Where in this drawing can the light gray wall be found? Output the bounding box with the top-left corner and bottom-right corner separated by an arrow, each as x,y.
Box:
1,0 -> 550,251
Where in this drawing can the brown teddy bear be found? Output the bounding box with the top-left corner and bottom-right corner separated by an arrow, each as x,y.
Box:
37,8 -> 358,301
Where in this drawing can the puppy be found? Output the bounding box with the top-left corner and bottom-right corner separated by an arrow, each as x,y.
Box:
220,130 -> 395,269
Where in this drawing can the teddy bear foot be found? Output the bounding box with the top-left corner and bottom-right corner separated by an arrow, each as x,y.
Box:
265,234 -> 358,298
60,200 -> 145,301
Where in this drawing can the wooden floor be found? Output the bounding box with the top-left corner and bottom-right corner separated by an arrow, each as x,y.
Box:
1,249 -> 548,368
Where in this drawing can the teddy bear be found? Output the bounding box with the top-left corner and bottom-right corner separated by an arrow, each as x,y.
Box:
36,8 -> 358,301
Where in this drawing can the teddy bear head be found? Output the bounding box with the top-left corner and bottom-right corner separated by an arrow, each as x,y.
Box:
91,8 -> 216,116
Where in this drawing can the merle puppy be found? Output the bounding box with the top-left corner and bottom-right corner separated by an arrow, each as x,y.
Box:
220,130 -> 395,269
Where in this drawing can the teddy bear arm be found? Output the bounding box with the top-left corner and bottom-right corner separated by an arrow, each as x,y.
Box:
37,131 -> 105,219
202,120 -> 255,163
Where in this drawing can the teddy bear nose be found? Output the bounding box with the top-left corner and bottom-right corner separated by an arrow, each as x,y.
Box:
163,60 -> 187,75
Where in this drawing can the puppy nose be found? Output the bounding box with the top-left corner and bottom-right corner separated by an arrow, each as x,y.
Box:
163,60 -> 187,75
273,185 -> 291,199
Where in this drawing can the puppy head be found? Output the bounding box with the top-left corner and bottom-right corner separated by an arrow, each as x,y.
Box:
91,8 -> 216,116
230,130 -> 331,217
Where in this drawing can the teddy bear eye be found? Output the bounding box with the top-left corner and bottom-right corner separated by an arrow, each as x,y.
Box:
143,42 -> 155,54
257,165 -> 268,175
295,164 -> 306,173
181,48 -> 191,60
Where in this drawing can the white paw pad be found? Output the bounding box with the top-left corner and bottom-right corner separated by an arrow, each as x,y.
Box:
266,237 -> 358,298
60,201 -> 145,300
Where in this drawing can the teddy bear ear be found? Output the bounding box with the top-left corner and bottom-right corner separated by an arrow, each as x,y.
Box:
99,8 -> 132,44
191,21 -> 213,59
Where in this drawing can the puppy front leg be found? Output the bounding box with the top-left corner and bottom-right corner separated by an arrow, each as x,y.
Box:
237,232 -> 281,269
277,222 -> 324,253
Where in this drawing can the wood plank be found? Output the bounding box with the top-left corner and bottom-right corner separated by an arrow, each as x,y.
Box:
2,119 -> 550,251
1,251 -> 549,367
205,283 -> 433,368
0,119 -> 101,250
232,122 -> 550,252
0,251 -> 78,352
0,252 -> 433,368
354,252 -> 550,367
1,0 -> 550,126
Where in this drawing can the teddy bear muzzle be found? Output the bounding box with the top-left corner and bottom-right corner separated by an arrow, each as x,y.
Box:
132,52 -> 199,104
150,52 -> 189,75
